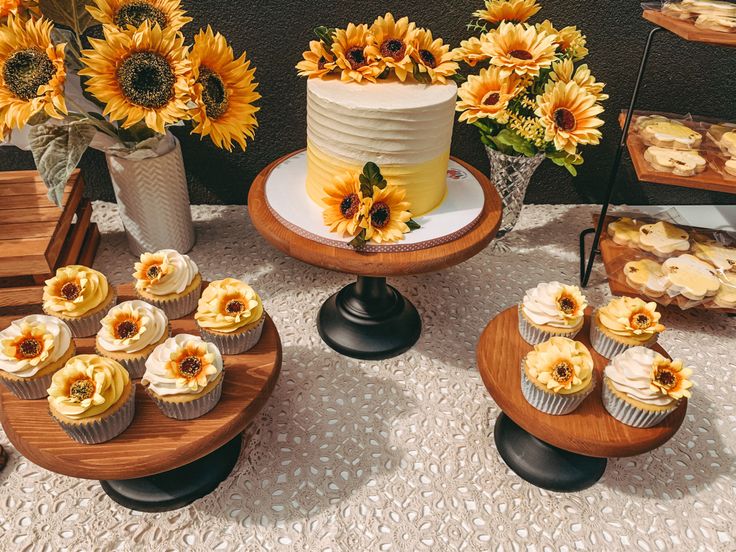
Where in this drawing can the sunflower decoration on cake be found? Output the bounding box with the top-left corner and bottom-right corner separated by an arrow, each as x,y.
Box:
474,0 -> 541,25
166,339 -> 218,391
1,321 -> 53,368
650,358 -> 693,400
86,0 -> 192,32
366,13 -> 417,82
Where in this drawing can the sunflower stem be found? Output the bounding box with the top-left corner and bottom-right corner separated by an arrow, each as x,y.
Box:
65,97 -> 119,140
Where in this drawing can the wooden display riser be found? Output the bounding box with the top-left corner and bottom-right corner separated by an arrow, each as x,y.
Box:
643,9 -> 736,48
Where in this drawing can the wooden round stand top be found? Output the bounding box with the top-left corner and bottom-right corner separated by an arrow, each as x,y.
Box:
477,307 -> 687,458
248,150 -> 503,277
0,284 -> 282,481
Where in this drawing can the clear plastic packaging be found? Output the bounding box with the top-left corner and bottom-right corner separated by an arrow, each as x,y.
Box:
649,1 -> 736,33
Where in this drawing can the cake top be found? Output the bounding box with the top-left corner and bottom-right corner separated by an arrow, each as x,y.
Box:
134,249 -> 199,297
307,77 -> 457,110
195,278 -> 263,334
43,265 -> 110,318
521,281 -> 587,329
97,300 -> 169,354
0,315 -> 72,378
597,296 -> 665,341
524,336 -> 593,395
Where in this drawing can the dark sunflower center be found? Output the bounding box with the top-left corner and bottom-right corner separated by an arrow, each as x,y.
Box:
381,39 -> 406,60
558,296 -> 577,314
70,378 -> 95,401
339,193 -> 360,219
483,92 -> 501,106
17,337 -> 42,359
117,51 -> 175,109
419,49 -> 437,68
197,67 -> 229,120
179,356 -> 202,378
115,320 -> 139,339
370,202 -> 391,229
631,312 -> 652,330
654,367 -> 676,389
146,264 -> 161,279
60,282 -> 81,301
509,49 -> 533,60
3,48 -> 56,101
552,361 -> 573,383
554,108 -> 577,132
317,56 -> 328,70
226,300 -> 244,314
114,1 -> 168,29
346,47 -> 367,70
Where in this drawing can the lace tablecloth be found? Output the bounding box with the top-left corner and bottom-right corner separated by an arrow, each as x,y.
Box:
1,203 -> 734,552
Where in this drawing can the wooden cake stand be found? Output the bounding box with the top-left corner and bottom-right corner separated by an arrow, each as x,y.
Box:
476,307 -> 687,492
249,151 -> 502,360
0,284 -> 282,512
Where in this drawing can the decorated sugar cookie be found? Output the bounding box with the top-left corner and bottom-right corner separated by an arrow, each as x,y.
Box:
662,2 -> 694,19
682,0 -> 736,17
693,241 -> 736,272
662,254 -> 721,300
607,217 -> 644,248
719,131 -> 736,157
624,259 -> 671,298
639,221 -> 690,257
636,116 -> 702,150
713,272 -> 736,309
695,14 -> 736,32
644,147 -> 707,177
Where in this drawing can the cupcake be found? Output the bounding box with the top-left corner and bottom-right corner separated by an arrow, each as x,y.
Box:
0,315 -> 75,399
602,347 -> 693,428
96,301 -> 170,378
47,355 -> 136,444
590,297 -> 665,359
518,282 -> 588,345
521,337 -> 596,415
141,334 -> 224,420
43,265 -> 116,338
134,249 -> 202,319
195,278 -> 265,354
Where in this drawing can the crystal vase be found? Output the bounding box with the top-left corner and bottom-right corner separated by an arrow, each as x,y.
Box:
485,146 -> 545,239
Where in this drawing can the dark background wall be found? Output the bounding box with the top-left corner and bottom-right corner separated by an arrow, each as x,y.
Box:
2,0 -> 735,205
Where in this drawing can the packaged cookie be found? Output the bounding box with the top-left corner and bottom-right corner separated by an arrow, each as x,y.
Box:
634,115 -> 703,150
643,146 -> 707,177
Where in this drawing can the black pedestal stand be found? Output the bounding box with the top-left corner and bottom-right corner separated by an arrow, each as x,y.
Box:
100,435 -> 242,512
318,276 -> 422,360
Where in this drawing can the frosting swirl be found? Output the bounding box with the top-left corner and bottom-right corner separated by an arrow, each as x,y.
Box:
47,355 -> 129,419
195,278 -> 263,333
134,249 -> 199,296
97,300 -> 168,354
597,297 -> 665,343
142,334 -> 223,396
524,337 -> 593,394
43,265 -> 110,318
521,281 -> 587,329
0,315 -> 72,377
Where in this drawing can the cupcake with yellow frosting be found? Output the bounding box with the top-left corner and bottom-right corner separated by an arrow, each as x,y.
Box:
603,347 -> 692,428
0,315 -> 75,399
590,296 -> 665,359
142,334 -> 224,420
519,282 -> 588,345
47,355 -> 135,444
195,278 -> 265,354
521,337 -> 595,415
96,301 -> 170,378
43,265 -> 116,338
134,250 -> 202,319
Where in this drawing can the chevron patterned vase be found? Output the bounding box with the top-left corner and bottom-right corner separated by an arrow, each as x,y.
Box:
106,136 -> 195,256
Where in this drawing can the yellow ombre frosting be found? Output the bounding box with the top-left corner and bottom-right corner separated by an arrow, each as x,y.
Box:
43,265 -> 110,318
47,355 -> 129,420
598,297 -> 665,343
195,278 -> 263,334
525,337 -> 594,395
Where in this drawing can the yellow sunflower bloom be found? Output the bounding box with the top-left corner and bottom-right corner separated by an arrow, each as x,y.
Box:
87,0 -> 191,32
361,185 -> 412,244
411,28 -> 459,85
452,35 -> 491,67
456,66 -> 522,124
365,13 -> 417,82
536,19 -> 588,61
189,26 -> 260,152
550,58 -> 608,102
79,21 -> 191,135
0,15 -> 67,131
484,21 -> 558,79
322,172 -> 366,237
474,0 -> 541,24
332,23 -> 383,83
536,80 -> 604,155
650,358 -> 693,400
296,40 -> 336,79
0,0 -> 39,22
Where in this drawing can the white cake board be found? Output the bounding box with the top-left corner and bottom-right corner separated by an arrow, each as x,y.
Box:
264,151 -> 485,253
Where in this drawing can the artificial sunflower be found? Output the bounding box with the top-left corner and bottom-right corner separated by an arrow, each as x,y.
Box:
332,23 -> 382,83
0,15 -> 67,132
166,340 -> 218,391
650,358 -> 693,400
452,36 -> 491,67
0,0 -> 39,22
536,80 -> 604,155
361,185 -> 412,244
100,304 -> 149,344
411,28 -> 459,85
189,26 -> 260,151
133,251 -> 171,287
554,284 -> 588,320
365,13 -> 417,82
484,21 -> 557,79
1,322 -> 53,367
536,19 -> 588,61
473,0 -> 541,24
550,58 -> 608,102
87,0 -> 191,32
322,171 -> 366,237
296,40 -> 336,79
79,21 -> 191,134
456,66 -> 522,124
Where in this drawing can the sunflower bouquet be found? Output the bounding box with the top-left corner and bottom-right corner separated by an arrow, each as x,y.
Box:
453,0 -> 607,175
0,0 -> 260,204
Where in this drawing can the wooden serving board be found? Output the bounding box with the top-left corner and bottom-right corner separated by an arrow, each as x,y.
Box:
643,9 -> 736,48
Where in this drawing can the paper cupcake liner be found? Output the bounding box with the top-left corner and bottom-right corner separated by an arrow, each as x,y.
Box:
0,371 -> 54,400
51,385 -> 136,444
96,326 -> 171,380
601,379 -> 677,428
59,294 -> 117,338
589,318 -> 658,359
197,317 -> 265,355
517,304 -> 581,346
147,376 -> 223,420
520,361 -> 595,415
138,286 -> 200,320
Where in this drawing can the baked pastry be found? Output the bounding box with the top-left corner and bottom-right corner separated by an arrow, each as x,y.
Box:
47,355 -> 135,444
590,297 -> 665,359
725,158 -> 736,177
195,278 -> 265,354
518,282 -> 588,345
96,300 -> 170,378
663,254 -> 721,300
43,265 -> 116,338
662,2 -> 695,19
638,221 -> 690,257
0,315 -> 75,399
142,334 -> 224,420
624,259 -> 671,297
602,347 -> 692,428
692,240 -> 736,271
713,272 -> 736,308
717,130 -> 736,157
521,337 -> 595,415
607,217 -> 644,248
695,14 -> 736,31
682,0 -> 736,17
643,146 -> 706,177
636,117 -> 702,150
134,250 -> 202,320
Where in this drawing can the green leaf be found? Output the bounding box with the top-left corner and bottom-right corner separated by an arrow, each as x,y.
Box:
28,121 -> 96,206
450,73 -> 467,85
348,230 -> 367,250
314,26 -> 337,48
361,162 -> 387,191
493,129 -> 536,157
406,219 -> 421,231
27,111 -> 51,126
412,63 -> 432,84
40,0 -> 96,33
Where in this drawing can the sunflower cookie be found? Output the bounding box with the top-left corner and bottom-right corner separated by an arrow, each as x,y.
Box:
607,217 -> 644,248
695,14 -> 736,31
713,272 -> 736,308
644,147 -> 707,177
693,241 -> 736,271
639,221 -> 690,257
636,117 -> 702,150
662,254 -> 721,300
624,259 -> 671,298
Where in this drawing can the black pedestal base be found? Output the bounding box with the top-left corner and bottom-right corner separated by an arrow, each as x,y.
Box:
318,276 -> 421,360
100,435 -> 242,512
494,413 -> 607,492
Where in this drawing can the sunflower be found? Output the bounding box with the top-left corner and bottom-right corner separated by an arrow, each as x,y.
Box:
100,303 -> 149,344
484,21 -> 558,79
322,171 -> 366,237
87,0 -> 191,32
296,39 -> 336,79
332,23 -> 382,83
411,28 -> 459,85
650,358 -> 693,400
554,284 -> 588,320
0,15 -> 67,132
361,185 -> 412,244
456,66 -> 522,124
550,58 -> 608,102
189,26 -> 260,152
365,13 -> 417,82
133,251 -> 171,288
1,321 -> 53,368
452,36 -> 491,67
536,19 -> 588,61
79,21 -> 191,134
0,0 -> 39,22
536,80 -> 604,155
166,340 -> 218,391
473,0 -> 541,24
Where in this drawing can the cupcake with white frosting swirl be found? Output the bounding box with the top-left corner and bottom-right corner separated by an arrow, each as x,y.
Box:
96,300 -> 170,378
133,250 -> 202,319
590,296 -> 665,359
518,282 -> 587,345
